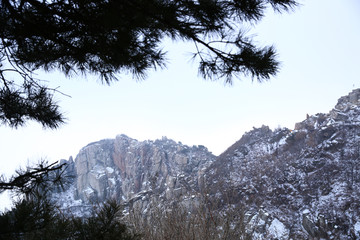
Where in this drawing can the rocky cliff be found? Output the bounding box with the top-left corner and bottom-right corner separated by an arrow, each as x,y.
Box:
54,89 -> 360,239
56,135 -> 215,213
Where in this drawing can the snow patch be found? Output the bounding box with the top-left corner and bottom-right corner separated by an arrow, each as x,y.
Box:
278,136 -> 287,146
91,165 -> 106,179
268,218 -> 289,239
84,187 -> 95,196
108,178 -> 116,185
354,221 -> 360,238
302,209 -> 310,214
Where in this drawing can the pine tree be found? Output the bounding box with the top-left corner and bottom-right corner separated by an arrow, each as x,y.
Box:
0,195 -> 139,240
0,160 -> 68,196
0,0 -> 298,128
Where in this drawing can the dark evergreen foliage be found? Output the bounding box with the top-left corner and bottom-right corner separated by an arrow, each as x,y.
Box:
0,196 -> 139,240
0,79 -> 64,128
71,200 -> 139,240
0,160 -> 69,197
0,159 -> 138,240
0,0 -> 297,128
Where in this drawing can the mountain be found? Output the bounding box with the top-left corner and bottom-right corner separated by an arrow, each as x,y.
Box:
54,135 -> 215,215
54,89 -> 360,239
205,88 -> 360,239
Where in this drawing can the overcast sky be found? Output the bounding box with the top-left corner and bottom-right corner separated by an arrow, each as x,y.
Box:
1,0 -> 360,209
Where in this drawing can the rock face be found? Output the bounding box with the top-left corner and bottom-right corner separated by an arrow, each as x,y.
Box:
72,135 -> 215,209
56,89 -> 360,239
75,139 -> 115,201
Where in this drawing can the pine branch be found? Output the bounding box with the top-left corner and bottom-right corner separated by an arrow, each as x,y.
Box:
0,161 -> 67,195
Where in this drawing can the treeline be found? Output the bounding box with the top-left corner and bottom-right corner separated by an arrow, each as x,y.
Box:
0,196 -> 139,240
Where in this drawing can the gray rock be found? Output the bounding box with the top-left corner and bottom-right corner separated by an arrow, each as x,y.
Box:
72,134 -> 215,212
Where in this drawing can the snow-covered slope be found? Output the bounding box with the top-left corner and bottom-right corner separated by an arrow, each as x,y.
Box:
205,89 -> 360,239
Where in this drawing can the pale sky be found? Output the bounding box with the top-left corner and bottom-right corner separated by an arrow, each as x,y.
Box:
1,0 -> 360,209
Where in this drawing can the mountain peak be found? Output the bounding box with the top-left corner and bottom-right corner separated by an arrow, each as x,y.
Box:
294,89 -> 360,131
335,88 -> 360,110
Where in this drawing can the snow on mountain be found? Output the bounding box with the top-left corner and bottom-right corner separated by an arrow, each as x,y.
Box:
55,135 -> 215,216
205,88 -> 360,239
54,89 -> 360,239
